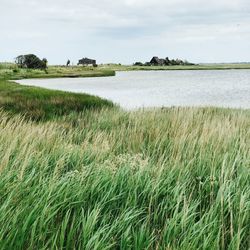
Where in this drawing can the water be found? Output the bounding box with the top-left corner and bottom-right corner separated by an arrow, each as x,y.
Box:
17,70 -> 250,109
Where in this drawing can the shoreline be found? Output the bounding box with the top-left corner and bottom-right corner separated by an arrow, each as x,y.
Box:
1,64 -> 250,122
99,63 -> 250,71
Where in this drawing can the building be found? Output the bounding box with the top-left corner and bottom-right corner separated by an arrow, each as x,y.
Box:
150,56 -> 167,66
78,58 -> 97,66
135,56 -> 193,67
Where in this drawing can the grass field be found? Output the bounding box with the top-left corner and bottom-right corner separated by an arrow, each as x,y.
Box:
0,63 -> 249,249
0,64 -> 115,80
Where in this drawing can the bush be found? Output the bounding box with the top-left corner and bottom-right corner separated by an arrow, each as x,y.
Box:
134,62 -> 144,66
12,68 -> 20,73
15,54 -> 47,70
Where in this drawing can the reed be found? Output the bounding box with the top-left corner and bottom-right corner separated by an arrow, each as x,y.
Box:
0,107 -> 249,249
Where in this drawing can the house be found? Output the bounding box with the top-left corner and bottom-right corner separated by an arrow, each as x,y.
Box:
78,58 -> 97,66
150,56 -> 167,66
134,56 -> 193,67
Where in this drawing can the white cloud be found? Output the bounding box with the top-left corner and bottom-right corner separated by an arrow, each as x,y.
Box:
0,0 -> 250,63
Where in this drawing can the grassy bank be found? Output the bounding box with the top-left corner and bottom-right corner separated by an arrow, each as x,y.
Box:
0,79 -> 114,120
0,107 -> 249,249
0,64 -> 115,80
99,63 -> 250,71
0,64 -> 249,249
0,64 -> 115,120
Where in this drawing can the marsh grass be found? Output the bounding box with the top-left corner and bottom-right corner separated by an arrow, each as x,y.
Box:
0,78 -> 115,121
0,64 -> 116,120
0,107 -> 249,249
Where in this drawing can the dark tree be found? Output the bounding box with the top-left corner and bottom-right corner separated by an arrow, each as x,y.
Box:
66,59 -> 70,67
165,57 -> 170,65
15,54 -> 47,69
134,62 -> 144,66
42,58 -> 48,66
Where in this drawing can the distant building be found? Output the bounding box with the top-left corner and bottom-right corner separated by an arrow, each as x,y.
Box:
150,57 -> 166,66
78,58 -> 97,66
134,56 -> 193,66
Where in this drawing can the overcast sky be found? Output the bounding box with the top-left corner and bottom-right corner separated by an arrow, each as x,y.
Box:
1,0 -> 250,64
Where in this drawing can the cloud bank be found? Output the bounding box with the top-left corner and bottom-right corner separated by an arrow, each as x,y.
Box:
1,0 -> 250,64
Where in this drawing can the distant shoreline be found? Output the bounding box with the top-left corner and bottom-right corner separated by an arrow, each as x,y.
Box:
99,63 -> 250,71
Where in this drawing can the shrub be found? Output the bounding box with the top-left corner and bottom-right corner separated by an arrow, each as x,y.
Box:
12,68 -> 20,73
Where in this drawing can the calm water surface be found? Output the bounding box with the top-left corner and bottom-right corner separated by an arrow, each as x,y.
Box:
17,70 -> 250,109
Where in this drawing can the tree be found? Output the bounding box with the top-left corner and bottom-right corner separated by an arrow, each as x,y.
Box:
15,54 -> 47,69
42,58 -> 48,67
134,62 -> 144,66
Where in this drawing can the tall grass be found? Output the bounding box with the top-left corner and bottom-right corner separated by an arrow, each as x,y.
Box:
0,63 -> 17,69
0,107 -> 249,249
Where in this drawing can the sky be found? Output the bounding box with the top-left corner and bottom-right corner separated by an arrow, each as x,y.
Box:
1,0 -> 250,65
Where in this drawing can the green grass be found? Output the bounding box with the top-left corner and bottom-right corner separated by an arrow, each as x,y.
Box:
0,62 -> 249,249
0,62 -> 17,70
0,79 -> 114,121
0,64 -> 115,121
0,65 -> 115,80
0,108 -> 249,249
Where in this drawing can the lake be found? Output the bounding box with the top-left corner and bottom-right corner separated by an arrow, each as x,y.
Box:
17,70 -> 250,109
